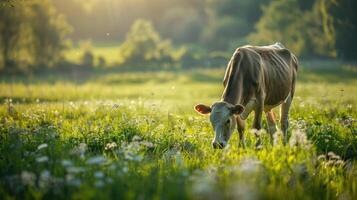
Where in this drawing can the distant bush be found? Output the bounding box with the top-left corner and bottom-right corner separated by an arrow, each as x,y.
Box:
81,51 -> 94,68
97,56 -> 106,68
118,19 -> 183,69
78,40 -> 94,68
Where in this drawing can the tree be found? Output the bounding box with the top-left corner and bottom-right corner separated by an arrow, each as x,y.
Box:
202,0 -> 270,51
319,0 -> 357,59
29,0 -> 72,68
159,7 -> 204,44
118,19 -> 177,67
0,0 -> 71,72
248,0 -> 335,58
0,2 -> 27,71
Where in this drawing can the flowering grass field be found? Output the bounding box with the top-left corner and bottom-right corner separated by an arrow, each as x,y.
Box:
0,63 -> 356,199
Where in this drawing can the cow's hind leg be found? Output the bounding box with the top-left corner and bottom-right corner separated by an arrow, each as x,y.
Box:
265,111 -> 277,145
280,94 -> 293,144
236,116 -> 246,148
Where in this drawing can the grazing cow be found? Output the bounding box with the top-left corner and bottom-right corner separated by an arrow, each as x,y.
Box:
194,43 -> 298,149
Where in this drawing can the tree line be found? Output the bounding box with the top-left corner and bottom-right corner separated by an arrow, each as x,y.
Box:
0,0 -> 356,73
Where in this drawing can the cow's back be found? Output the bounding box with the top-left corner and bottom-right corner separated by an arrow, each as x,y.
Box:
245,45 -> 298,107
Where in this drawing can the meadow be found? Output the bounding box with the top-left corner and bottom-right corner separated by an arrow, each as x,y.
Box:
0,61 -> 356,199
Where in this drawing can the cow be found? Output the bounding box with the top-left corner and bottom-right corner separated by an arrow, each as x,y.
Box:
194,43 -> 298,149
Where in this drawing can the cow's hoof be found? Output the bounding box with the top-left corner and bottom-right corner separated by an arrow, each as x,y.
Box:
255,142 -> 263,150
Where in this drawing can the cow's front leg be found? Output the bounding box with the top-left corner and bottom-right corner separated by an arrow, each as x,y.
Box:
253,98 -> 264,149
236,116 -> 246,148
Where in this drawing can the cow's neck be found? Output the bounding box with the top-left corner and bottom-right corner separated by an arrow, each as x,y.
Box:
221,71 -> 244,105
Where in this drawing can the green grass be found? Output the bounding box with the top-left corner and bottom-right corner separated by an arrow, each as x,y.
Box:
0,62 -> 356,199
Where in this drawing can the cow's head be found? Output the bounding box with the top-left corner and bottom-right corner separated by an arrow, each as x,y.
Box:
194,101 -> 244,149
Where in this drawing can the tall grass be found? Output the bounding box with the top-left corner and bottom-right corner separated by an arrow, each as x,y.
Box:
0,64 -> 356,199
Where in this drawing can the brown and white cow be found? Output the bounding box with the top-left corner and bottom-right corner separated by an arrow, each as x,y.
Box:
195,43 -> 298,149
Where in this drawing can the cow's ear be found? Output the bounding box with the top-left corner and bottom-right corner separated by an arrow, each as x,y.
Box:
230,104 -> 244,115
194,104 -> 211,115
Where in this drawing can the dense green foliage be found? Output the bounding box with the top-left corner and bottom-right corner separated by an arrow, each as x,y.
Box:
117,20 -> 184,68
1,0 -> 357,72
0,0 -> 71,72
249,0 -> 357,59
248,0 -> 336,57
52,0 -> 357,58
322,0 -> 357,59
0,63 -> 356,199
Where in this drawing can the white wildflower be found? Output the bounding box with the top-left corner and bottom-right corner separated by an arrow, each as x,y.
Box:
86,155 -> 106,165
124,151 -> 143,162
327,152 -> 341,160
289,129 -> 308,147
132,135 -> 142,141
105,142 -> 118,151
122,166 -> 129,173
61,159 -> 73,167
21,171 -> 36,186
273,130 -> 283,146
66,174 -> 81,187
327,152 -> 336,158
40,170 -> 50,180
94,171 -> 104,179
67,166 -> 85,174
140,141 -> 155,148
37,143 -> 48,150
249,129 -> 266,137
335,160 -> 345,166
36,156 -> 49,163
156,124 -> 165,130
326,160 -> 335,166
39,170 -> 51,188
317,155 -> 326,161
53,110 -> 60,117
71,143 -> 87,158
239,157 -> 261,174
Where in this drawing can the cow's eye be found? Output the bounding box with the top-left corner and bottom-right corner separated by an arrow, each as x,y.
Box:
226,119 -> 230,124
